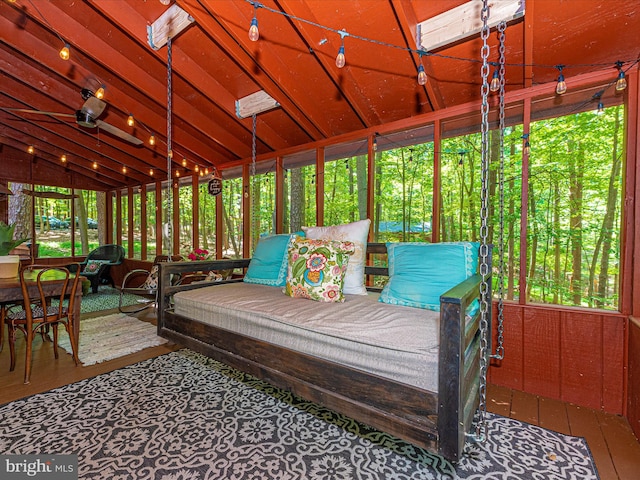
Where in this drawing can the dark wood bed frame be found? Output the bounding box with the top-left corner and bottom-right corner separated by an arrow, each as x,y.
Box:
157,243 -> 491,463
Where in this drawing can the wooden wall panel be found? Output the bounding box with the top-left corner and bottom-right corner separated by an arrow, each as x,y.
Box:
602,314 -> 626,413
489,303 -> 524,390
523,307 -> 561,399
629,317 -> 640,440
489,304 -> 627,415
560,310 -> 603,410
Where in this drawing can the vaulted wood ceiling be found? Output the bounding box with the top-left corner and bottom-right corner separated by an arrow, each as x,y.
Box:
2,0 -> 639,191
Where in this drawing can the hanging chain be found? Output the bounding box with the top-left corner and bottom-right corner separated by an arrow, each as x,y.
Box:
471,0 -> 491,445
492,21 -> 507,360
251,114 -> 258,245
166,36 -> 173,258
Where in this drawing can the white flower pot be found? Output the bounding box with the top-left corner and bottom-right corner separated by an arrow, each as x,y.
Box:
0,255 -> 20,279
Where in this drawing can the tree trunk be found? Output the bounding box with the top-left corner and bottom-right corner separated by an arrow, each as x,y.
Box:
596,106 -> 622,307
356,155 -> 367,221
96,191 -> 107,245
568,142 -> 584,306
289,168 -> 304,231
7,183 -> 32,242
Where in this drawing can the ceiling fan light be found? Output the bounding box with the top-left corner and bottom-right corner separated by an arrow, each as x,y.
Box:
59,43 -> 70,60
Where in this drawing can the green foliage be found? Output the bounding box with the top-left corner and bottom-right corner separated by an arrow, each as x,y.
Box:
0,221 -> 29,256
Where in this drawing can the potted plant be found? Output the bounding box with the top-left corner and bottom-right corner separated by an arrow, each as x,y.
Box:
0,221 -> 29,279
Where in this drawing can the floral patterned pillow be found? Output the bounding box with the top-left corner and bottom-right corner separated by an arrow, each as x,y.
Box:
284,236 -> 354,303
83,259 -> 108,274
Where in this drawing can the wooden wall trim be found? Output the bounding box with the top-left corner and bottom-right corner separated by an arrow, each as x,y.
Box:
628,316 -> 640,440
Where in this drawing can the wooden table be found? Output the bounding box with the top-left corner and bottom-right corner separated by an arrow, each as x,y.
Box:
0,270 -> 83,348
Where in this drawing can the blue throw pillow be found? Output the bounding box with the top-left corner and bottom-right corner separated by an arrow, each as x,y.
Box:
379,242 -> 480,311
243,232 -> 304,287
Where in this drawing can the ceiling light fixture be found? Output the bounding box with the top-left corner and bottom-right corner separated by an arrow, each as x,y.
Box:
555,65 -> 567,95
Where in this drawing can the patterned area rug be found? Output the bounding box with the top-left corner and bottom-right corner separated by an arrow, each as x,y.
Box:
58,313 -> 168,366
81,286 -> 145,314
0,350 -> 599,480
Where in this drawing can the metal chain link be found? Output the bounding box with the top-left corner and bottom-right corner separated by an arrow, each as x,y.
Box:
493,21 -> 507,360
473,0 -> 491,445
166,36 -> 173,258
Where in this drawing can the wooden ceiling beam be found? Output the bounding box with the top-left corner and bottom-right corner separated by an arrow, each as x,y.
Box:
0,137 -> 120,191
9,1 -> 249,161
181,0 -> 327,140
90,0 -> 292,153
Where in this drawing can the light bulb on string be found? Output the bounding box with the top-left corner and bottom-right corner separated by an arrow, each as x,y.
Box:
122,166 -> 127,174
417,64 -> 427,86
149,134 -> 155,146
127,114 -> 135,127
555,65 -> 567,95
60,154 -> 67,163
27,145 -> 35,154
490,68 -> 500,92
597,101 -> 605,114
149,169 -> 154,176
95,85 -> 105,99
59,43 -> 70,60
335,30 -> 348,69
182,158 -> 187,167
615,61 -> 627,92
92,161 -> 98,170
248,17 -> 259,42
522,134 -> 531,156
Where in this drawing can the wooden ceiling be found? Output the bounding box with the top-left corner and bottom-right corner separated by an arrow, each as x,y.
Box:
1,0 -> 639,191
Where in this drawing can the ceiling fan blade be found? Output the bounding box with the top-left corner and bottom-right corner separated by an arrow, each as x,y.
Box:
96,120 -> 143,145
81,96 -> 106,118
1,107 -> 75,118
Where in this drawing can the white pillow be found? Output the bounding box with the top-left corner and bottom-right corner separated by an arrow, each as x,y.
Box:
302,219 -> 371,295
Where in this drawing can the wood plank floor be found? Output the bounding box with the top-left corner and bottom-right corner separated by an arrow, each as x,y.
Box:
1,309 -> 639,479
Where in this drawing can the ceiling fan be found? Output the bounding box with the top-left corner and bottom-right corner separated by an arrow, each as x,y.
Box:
3,89 -> 143,146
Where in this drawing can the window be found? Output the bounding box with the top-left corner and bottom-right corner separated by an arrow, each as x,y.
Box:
526,106 -> 623,309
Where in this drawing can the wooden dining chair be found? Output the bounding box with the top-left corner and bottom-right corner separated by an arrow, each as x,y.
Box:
4,264 -> 81,383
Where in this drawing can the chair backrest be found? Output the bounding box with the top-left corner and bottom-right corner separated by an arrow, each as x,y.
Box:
153,254 -> 183,264
19,264 -> 81,325
87,244 -> 125,264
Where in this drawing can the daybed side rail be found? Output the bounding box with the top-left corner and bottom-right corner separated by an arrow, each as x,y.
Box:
157,259 -> 251,330
437,271 -> 491,462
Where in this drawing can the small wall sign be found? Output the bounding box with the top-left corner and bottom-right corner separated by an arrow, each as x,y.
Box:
208,176 -> 222,196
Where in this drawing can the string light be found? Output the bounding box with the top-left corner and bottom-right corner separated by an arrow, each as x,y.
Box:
615,61 -> 627,92
248,3 -> 260,42
127,114 -> 135,127
182,157 -> 187,167
92,161 -> 98,169
60,154 -> 67,163
149,169 -> 154,176
149,134 -> 156,146
122,166 -> 127,173
95,85 -> 105,99
555,65 -> 567,95
59,43 -> 70,60
27,145 -> 35,154
522,133 -> 531,156
597,101 -> 605,114
417,64 -> 427,86
335,30 -> 348,69
194,165 -> 199,172
490,68 -> 500,92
